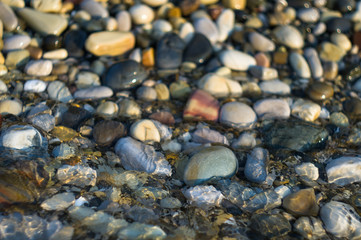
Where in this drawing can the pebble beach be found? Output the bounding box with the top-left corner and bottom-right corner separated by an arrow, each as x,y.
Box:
1,0 -> 361,239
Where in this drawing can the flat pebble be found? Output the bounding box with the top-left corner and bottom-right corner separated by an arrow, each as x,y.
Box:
326,156 -> 361,186
193,17 -> 219,44
249,66 -> 278,80
149,111 -> 175,125
74,86 -> 113,100
24,79 -> 47,92
57,165 -> 97,187
244,147 -> 269,183
219,101 -> 257,128
183,33 -> 213,65
259,79 -> 291,95
24,60 -> 53,76
116,10 -> 131,32
93,120 -> 126,146
231,132 -> 256,149
52,143 -> 75,159
294,217 -> 327,240
282,188 -> 319,217
183,185 -> 224,208
250,213 -> 291,239
43,49 -> 68,59
28,113 -> 55,132
129,4 -> 154,25
0,2 -> 18,31
80,0 -> 108,18
85,31 -> 135,57
41,192 -> 75,211
307,82 -> 334,101
295,162 -> 319,180
273,25 -> 304,49
219,49 -> 256,71
3,35 -> 31,52
192,127 -> 229,145
31,0 -> 62,13
298,7 -> 319,22
156,33 -> 186,69
96,101 -> 119,118
304,48 -> 323,79
183,89 -> 220,121
292,99 -> 321,122
0,99 -> 22,116
217,9 -> 234,42
248,32 -> 275,52
47,80 -> 73,103
320,201 -> 361,239
136,86 -> 157,101
115,137 -> 172,175
253,98 -> 290,120
130,119 -> 160,142
289,52 -> 311,78
0,80 -> 7,93
198,73 -> 242,97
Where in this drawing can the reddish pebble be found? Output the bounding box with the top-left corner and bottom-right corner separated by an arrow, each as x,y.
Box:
255,52 -> 270,68
149,111 -> 175,125
183,89 -> 220,121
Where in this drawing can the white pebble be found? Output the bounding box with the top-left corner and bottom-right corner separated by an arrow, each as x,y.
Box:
24,79 -> 47,93
130,119 -> 161,142
292,99 -> 321,122
183,185 -> 224,209
129,4 -> 154,25
219,49 -> 256,71
295,162 -> 319,180
41,192 -> 75,211
253,98 -> 290,120
259,80 -> 291,95
25,60 -> 53,76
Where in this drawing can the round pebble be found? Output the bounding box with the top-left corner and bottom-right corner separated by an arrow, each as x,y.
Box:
93,120 -> 126,146
129,4 -> 154,25
219,49 -> 256,71
130,119 -> 161,142
273,25 -> 304,49
24,60 -> 53,76
220,101 -> 257,128
307,82 -> 334,101
253,98 -> 290,120
259,80 -> 291,95
96,101 -> 119,118
0,99 -> 22,116
24,79 -> 47,93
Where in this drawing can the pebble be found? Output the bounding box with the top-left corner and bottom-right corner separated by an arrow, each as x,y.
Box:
142,0 -> 168,7
320,201 -> 361,239
216,9 -> 234,42
304,48 -> 323,79
326,156 -> 361,186
5,49 -> 30,70
289,51 -> 311,78
64,30 -> 87,57
253,98 -> 290,120
220,101 -> 257,128
115,137 -> 172,175
197,73 -> 242,97
154,83 -> 170,100
307,82 -> 334,101
160,197 -> 182,209
244,147 -> 269,183
136,86 -> 157,101
149,111 -> 175,125
24,60 -> 53,76
104,60 -> 147,91
179,22 -> 195,45
80,0 -> 108,18
74,86 -> 113,100
264,120 -> 329,151
183,185 -> 224,208
319,42 -> 346,62
152,19 -> 172,40
326,17 -> 351,33
3,35 -> 31,52
331,33 -> 352,51
0,2 -> 18,31
116,10 -> 131,32
130,119 -> 161,142
292,99 -> 321,122
298,7 -> 320,22
93,120 -> 126,146
259,79 -> 291,95
47,80 -> 73,103
283,188 -> 319,217
41,192 -> 75,211
94,102 -> 115,119
57,165 -> 97,187
183,89 -> 220,121
156,33 -> 186,69
129,4 -> 154,25
193,17 -> 219,44
118,223 -> 166,239
330,112 -> 349,127
17,8 -> 68,36
192,127 -> 229,145
294,217 -> 327,240
52,143 -> 75,159
75,71 -> 100,89
254,52 -> 271,67
249,66 -> 278,80
219,49 -> 256,71
249,213 -> 291,239
85,31 -> 135,57
248,32 -> 275,52
28,113 -> 55,132
273,25 -> 304,49
24,79 -> 47,93
118,99 -> 141,118
61,106 -> 91,129
183,33 -> 212,65
295,162 -> 319,180
0,80 -> 7,93
231,132 -> 256,149
31,0 -> 62,13
0,99 -> 22,116
43,48 -> 68,59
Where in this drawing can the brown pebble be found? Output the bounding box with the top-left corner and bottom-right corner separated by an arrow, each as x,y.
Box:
93,120 -> 126,146
26,45 -> 43,60
255,52 -> 270,68
323,61 -> 338,80
353,31 -> 361,51
208,5 -> 223,20
344,98 -> 361,120
282,188 -> 319,217
273,50 -> 288,65
168,7 -> 182,18
149,111 -> 175,125
307,82 -> 334,101
142,47 -> 154,68
180,0 -> 201,16
52,62 -> 69,75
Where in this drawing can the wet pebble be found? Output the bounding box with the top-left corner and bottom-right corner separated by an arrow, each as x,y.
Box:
193,17 -> 219,44
183,33 -> 213,65
291,99 -> 321,122
219,49 -> 256,71
183,89 -> 220,121
326,17 -> 351,33
307,81 -> 334,101
47,81 -> 73,102
248,31 -> 275,52
136,86 -> 157,101
3,35 -> 31,52
0,2 -> 18,31
80,0 -> 108,18
231,132 -> 256,149
64,30 -> 87,58
57,165 -> 97,187
250,213 -> 291,239
74,86 -> 113,100
220,101 -> 257,128
41,192 -> 75,211
289,51 -> 311,78
96,101 -> 118,118
294,217 -> 327,240
244,147 -> 269,183
319,42 -> 346,62
304,48 -> 323,79
156,33 -> 186,69
249,66 -> 278,80
326,156 -> 361,186
52,143 -> 75,159
93,120 -> 125,146
330,112 -> 349,127
192,127 -> 229,145
197,73 -> 242,97
28,113 -> 55,132
253,98 -> 290,120
129,4 -> 154,25
295,162 -> 319,180
118,99 -> 141,118
283,188 -> 319,217
183,185 -> 224,208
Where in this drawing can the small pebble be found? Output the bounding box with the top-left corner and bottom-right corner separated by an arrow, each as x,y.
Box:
93,120 -> 126,146
136,86 -> 157,101
219,49 -> 256,71
24,60 -> 53,76
130,119 -> 161,142
259,79 -> 291,95
283,188 -> 319,217
0,99 -> 22,116
193,17 -> 219,44
219,101 -> 257,128
96,101 -> 119,118
183,89 -> 220,121
129,4 -> 154,25
248,32 -> 275,52
292,99 -> 321,122
289,51 -> 311,78
244,147 -> 269,183
231,132 -> 256,149
273,25 -> 304,49
253,98 -> 290,120
47,81 -> 73,103
41,192 -> 75,211
3,35 -> 31,52
24,79 -> 47,93
57,165 -> 97,187
183,185 -> 224,208
295,162 -> 319,180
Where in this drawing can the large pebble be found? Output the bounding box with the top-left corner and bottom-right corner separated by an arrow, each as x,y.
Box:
259,79 -> 291,95
129,4 -> 154,25
292,99 -> 321,122
283,188 -> 319,217
156,33 -> 186,69
80,0 -> 108,18
326,156 -> 361,186
93,120 -> 126,146
47,80 -> 73,103
295,162 -> 319,180
28,113 -> 55,132
57,165 -> 97,187
116,10 -> 131,32
96,101 -> 118,118
183,33 -> 212,65
193,17 -> 219,44
17,8 -> 68,36
183,185 -> 224,208
104,60 -> 147,91
248,32 -> 275,52
219,49 -> 256,71
0,99 -> 22,116
183,146 -> 237,186
217,9 -> 234,42
192,127 -> 229,145
64,30 -> 87,58
294,217 -> 327,240
115,137 -> 172,176
304,48 -> 323,79
244,147 -> 269,183
289,52 -> 311,78
220,101 -> 257,128
250,213 -> 291,239
85,31 -> 135,56
273,25 -> 304,49
74,86 -> 113,100
3,35 -> 31,52
320,201 -> 361,239
130,119 -> 161,142
197,73 -> 242,97
0,2 -> 18,31
249,66 -> 278,80
24,60 -> 53,76
24,79 -> 47,92
41,193 -> 75,211
319,42 -> 345,62
253,98 -> 290,120
307,82 -> 334,101
331,32 -> 352,51
298,7 -> 320,22
183,89 -> 220,121
31,0 -> 62,13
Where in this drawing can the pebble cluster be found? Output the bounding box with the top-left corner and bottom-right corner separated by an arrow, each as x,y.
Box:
0,0 -> 361,239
